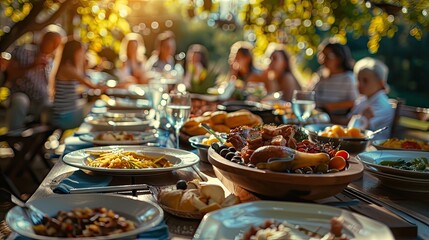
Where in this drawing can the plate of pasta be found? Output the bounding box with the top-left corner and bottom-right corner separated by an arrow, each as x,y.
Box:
62,146 -> 200,175
372,138 -> 429,152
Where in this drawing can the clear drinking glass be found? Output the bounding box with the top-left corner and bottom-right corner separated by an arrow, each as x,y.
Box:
166,92 -> 192,148
292,90 -> 316,124
148,80 -> 168,128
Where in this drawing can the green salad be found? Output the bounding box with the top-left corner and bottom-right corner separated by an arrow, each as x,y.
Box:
379,157 -> 429,172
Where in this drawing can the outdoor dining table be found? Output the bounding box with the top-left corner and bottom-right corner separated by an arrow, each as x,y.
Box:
9,101 -> 429,240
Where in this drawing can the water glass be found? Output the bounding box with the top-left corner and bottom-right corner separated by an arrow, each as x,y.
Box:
292,90 -> 316,124
166,92 -> 191,148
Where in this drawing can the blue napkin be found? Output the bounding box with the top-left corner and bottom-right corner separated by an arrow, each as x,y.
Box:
53,170 -> 112,194
13,221 -> 169,239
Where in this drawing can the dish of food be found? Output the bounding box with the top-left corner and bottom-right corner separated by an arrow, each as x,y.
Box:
100,94 -> 151,110
193,201 -> 394,240
365,166 -> 429,192
85,116 -> 151,131
86,150 -> 174,169
357,150 -> 429,179
62,146 -> 199,175
151,180 -> 240,220
79,131 -> 157,145
372,138 -> 429,151
6,194 -> 163,240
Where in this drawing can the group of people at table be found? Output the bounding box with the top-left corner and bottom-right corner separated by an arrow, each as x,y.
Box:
1,24 -> 394,140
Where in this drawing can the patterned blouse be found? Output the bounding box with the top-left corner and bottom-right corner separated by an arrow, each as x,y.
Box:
9,44 -> 52,103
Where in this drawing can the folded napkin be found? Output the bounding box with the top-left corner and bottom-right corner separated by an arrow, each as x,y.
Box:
12,221 -> 169,240
53,170 -> 112,194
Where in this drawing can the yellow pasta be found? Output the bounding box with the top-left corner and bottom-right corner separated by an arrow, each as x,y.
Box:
380,138 -> 429,150
86,151 -> 173,169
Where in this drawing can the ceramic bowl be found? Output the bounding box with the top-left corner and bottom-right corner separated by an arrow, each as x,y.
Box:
188,135 -> 211,162
207,148 -> 364,200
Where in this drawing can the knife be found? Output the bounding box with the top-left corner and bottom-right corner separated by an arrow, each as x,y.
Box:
69,184 -> 148,194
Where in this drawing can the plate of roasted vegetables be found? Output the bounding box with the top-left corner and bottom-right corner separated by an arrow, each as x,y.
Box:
6,194 -> 163,239
62,146 -> 199,175
357,150 -> 429,179
207,124 -> 364,200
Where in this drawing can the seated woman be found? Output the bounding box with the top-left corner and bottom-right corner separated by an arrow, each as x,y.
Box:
116,32 -> 148,86
227,41 -> 263,100
261,43 -> 301,102
310,40 -> 358,112
347,57 -> 394,139
50,39 -> 105,129
183,44 -> 212,93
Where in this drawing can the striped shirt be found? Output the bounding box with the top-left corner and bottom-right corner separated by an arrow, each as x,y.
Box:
52,80 -> 79,115
312,71 -> 358,106
10,44 -> 52,102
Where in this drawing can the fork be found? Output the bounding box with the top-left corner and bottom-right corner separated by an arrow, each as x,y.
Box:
0,188 -> 49,225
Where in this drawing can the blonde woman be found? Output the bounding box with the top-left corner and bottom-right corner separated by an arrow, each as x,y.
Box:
117,32 -> 148,85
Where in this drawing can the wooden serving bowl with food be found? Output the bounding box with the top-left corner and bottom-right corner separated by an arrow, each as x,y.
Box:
207,125 -> 364,200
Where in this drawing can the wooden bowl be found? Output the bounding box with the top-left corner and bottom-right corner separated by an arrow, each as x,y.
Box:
207,148 -> 364,200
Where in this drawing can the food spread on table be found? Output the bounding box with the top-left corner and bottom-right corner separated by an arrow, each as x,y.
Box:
94,131 -> 136,141
182,109 -> 262,136
32,207 -> 135,238
86,150 -> 173,169
158,180 -> 240,216
379,157 -> 428,172
379,138 -> 429,150
237,218 -> 349,240
213,124 -> 350,173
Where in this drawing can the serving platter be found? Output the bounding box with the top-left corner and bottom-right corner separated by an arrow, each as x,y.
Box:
372,139 -> 429,152
78,131 -> 157,145
6,194 -> 163,240
365,166 -> 429,192
357,150 -> 429,179
62,146 -> 199,175
193,201 -> 394,240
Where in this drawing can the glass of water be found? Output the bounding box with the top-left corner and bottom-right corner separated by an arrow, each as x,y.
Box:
166,92 -> 192,148
292,90 -> 316,124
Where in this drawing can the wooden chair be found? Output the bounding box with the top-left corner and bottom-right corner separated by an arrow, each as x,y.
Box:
388,98 -> 404,138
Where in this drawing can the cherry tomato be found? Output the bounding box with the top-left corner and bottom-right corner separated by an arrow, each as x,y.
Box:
335,150 -> 350,160
401,141 -> 421,150
329,156 -> 347,171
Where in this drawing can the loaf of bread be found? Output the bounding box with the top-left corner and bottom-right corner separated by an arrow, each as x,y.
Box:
182,110 -> 262,136
158,181 -> 240,215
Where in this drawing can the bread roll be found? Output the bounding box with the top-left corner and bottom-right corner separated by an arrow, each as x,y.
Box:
210,111 -> 227,124
225,111 -> 255,128
183,119 -> 199,128
179,189 -> 200,212
182,125 -> 208,136
221,194 -> 240,208
200,184 -> 225,205
199,203 -> 222,214
159,190 -> 183,209
211,124 -> 230,133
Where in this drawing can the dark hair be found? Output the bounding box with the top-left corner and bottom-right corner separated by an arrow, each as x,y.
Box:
60,39 -> 83,67
320,41 -> 354,71
186,44 -> 209,69
156,30 -> 175,50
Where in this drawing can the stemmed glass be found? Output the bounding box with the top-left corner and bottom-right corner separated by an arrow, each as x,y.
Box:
166,92 -> 191,148
292,90 -> 316,125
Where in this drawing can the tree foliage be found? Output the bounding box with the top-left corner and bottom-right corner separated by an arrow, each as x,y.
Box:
0,0 -> 130,54
184,0 -> 429,56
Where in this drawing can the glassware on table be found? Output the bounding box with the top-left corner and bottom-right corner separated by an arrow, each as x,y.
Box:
348,114 -> 369,130
166,92 -> 192,148
148,80 -> 168,128
292,90 -> 316,124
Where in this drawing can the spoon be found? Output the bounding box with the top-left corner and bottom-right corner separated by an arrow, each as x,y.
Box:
365,126 -> 388,139
200,123 -> 226,144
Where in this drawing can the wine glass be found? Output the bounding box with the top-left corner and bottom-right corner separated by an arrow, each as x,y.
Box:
292,90 -> 316,124
166,92 -> 192,148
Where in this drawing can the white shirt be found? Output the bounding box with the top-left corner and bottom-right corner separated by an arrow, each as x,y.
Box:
348,90 -> 394,139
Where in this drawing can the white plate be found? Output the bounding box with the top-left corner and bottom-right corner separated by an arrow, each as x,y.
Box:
79,131 -> 157,145
85,115 -> 151,131
357,150 -> 429,179
193,201 -> 394,240
188,135 -> 210,149
372,139 -> 429,152
62,146 -> 200,175
6,194 -> 163,240
365,167 -> 429,192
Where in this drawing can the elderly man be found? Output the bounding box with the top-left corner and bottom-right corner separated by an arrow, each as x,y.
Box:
5,25 -> 65,131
